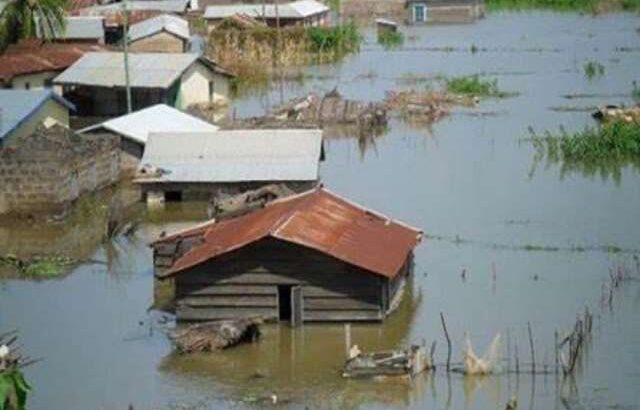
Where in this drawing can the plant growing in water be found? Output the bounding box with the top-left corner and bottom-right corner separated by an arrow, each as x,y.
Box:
445,75 -> 507,97
632,81 -> 640,103
377,29 -> 404,49
583,60 -> 605,79
529,120 -> 640,182
306,21 -> 361,55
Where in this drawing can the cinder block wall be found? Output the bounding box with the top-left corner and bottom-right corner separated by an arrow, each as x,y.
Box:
0,134 -> 120,215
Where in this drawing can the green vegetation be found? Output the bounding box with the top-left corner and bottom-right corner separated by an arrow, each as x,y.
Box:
377,29 -> 404,49
632,81 -> 640,103
445,75 -> 508,97
0,0 -> 68,50
486,0 -> 640,12
0,254 -> 74,278
584,60 -> 605,79
0,369 -> 30,410
306,21 -> 361,55
326,0 -> 340,11
529,121 -> 640,181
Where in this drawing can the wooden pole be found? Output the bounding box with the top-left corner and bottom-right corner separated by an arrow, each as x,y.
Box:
515,342 -> 519,374
122,0 -> 132,113
554,329 -> 559,375
527,322 -> 535,375
440,311 -> 451,372
344,323 -> 351,357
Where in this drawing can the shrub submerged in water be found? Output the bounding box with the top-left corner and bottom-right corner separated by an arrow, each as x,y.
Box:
445,75 -> 506,97
306,21 -> 361,54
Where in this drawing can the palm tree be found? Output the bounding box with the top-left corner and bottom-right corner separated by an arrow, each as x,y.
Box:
0,0 -> 68,49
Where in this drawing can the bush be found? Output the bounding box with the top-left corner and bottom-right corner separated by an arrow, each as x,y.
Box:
445,75 -> 504,97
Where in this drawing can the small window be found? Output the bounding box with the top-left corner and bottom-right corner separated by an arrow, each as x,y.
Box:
25,82 -> 31,90
414,4 -> 427,23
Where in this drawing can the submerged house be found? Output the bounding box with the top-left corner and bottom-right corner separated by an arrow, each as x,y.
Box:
128,14 -> 190,53
406,0 -> 484,24
78,104 -> 219,171
203,0 -> 330,31
135,129 -> 323,203
54,52 -> 234,116
153,187 -> 422,323
0,89 -> 74,146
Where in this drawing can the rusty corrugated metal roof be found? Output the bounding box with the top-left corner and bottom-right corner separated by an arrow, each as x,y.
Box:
159,187 -> 422,279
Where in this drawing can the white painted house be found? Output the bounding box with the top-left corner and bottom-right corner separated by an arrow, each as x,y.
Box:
53,52 -> 234,116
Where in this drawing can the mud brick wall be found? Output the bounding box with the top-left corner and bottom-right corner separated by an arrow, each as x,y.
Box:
0,131 -> 120,215
340,0 -> 406,20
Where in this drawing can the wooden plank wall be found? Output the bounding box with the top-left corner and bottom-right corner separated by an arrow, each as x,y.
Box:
174,237 -> 389,322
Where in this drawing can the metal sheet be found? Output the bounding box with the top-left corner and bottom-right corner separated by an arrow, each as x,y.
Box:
161,188 -> 422,279
128,14 -> 190,42
137,129 -> 323,182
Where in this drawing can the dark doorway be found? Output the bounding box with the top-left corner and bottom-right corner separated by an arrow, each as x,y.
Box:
278,285 -> 292,321
165,191 -> 183,202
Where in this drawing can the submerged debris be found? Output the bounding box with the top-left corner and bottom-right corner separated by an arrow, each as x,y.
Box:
384,90 -> 476,122
462,333 -> 502,375
169,318 -> 262,353
0,254 -> 75,278
342,345 -> 431,378
592,104 -> 640,123
207,184 -> 295,220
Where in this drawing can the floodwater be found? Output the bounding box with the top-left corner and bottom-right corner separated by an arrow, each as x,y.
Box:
2,11 -> 640,410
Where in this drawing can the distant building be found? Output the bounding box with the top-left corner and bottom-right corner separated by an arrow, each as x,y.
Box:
0,125 -> 119,216
204,0 -> 330,31
406,0 -> 484,24
73,0 -> 190,43
153,186 -> 422,323
0,40 -> 105,90
37,16 -> 106,44
0,89 -> 74,146
128,14 -> 190,53
54,52 -> 234,116
79,104 -> 219,172
135,129 -> 323,203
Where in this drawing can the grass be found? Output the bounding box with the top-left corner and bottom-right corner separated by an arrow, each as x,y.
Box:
529,120 -> 640,181
377,29 -> 404,49
584,60 -> 605,79
486,0 -> 640,12
306,21 -> 361,55
445,75 -> 508,97
632,81 -> 640,103
0,254 -> 74,278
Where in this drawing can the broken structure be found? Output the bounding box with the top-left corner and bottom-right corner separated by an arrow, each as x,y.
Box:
406,0 -> 485,24
135,129 -> 323,203
153,187 -> 422,323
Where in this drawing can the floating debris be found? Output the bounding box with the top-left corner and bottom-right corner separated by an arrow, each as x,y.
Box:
169,318 -> 262,353
384,89 -> 475,122
592,104 -> 640,123
342,345 -> 431,378
207,184 -> 295,220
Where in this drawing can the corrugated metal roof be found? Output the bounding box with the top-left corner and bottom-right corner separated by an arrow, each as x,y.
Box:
158,187 -> 422,279
54,52 -> 200,88
0,90 -> 75,141
82,0 -> 189,13
78,104 -> 218,144
204,0 -> 329,20
136,129 -> 323,183
0,41 -> 105,82
128,14 -> 190,42
37,16 -> 105,40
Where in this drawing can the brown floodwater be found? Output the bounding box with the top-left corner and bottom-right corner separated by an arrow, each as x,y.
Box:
2,11 -> 640,410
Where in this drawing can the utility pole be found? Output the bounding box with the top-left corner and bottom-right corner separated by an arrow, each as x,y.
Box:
122,0 -> 132,113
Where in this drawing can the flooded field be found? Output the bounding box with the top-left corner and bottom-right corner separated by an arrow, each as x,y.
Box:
2,11 -> 640,410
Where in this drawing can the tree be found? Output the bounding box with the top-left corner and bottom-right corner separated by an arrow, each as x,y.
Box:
0,0 -> 68,50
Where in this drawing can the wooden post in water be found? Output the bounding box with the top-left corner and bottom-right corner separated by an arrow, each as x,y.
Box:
440,312 -> 451,372
554,330 -> 559,375
344,323 -> 351,357
527,322 -> 535,375
515,341 -> 519,374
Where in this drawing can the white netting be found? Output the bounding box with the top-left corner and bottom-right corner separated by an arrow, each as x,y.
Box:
463,333 -> 502,375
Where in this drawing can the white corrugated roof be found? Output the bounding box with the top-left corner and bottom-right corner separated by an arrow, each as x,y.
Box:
137,129 -> 323,183
128,14 -> 190,42
83,0 -> 189,13
204,0 -> 329,20
37,16 -> 105,40
54,52 -> 200,88
78,104 -> 218,144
